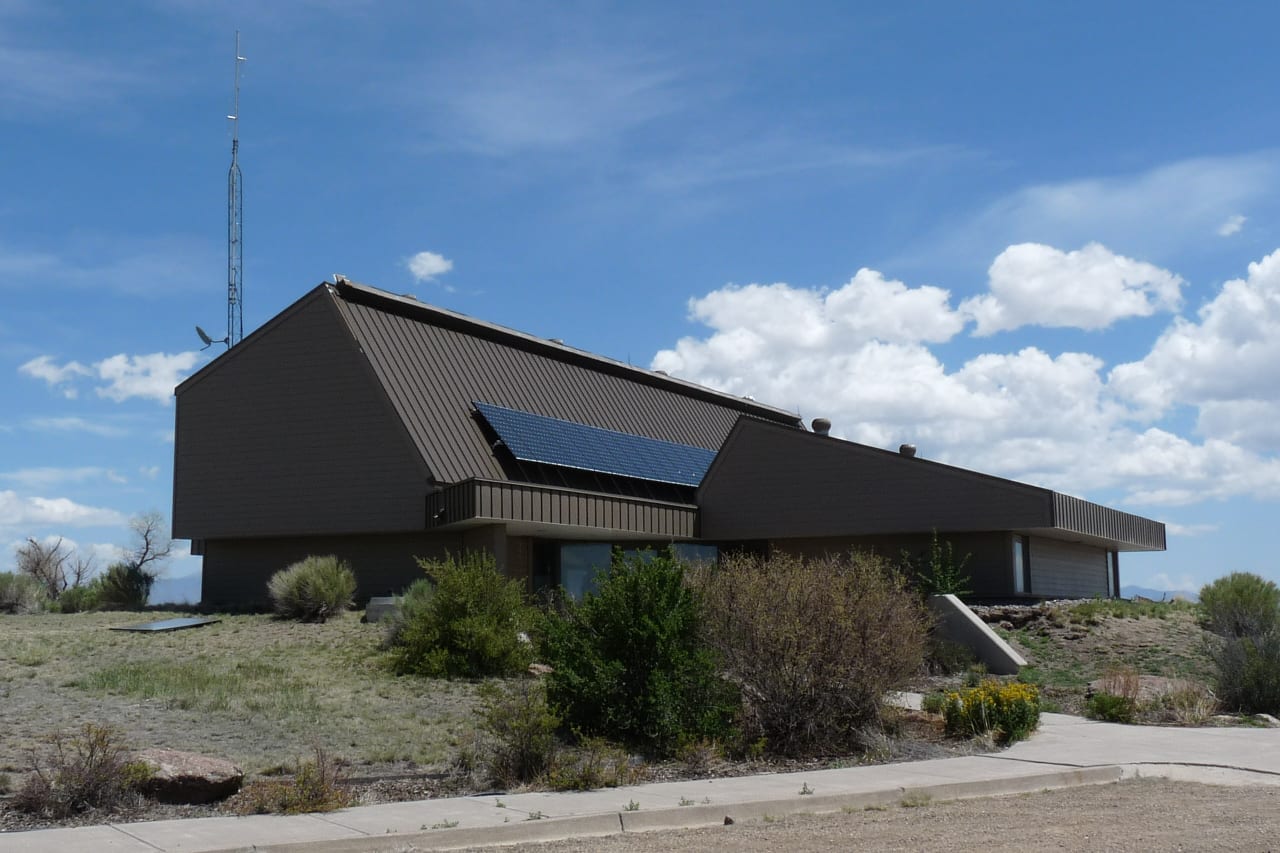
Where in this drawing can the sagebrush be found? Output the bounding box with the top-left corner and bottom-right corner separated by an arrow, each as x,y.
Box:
387,551 -> 534,678
471,679 -> 560,788
1199,572 -> 1280,715
14,723 -> 151,817
94,562 -> 155,611
540,548 -> 738,757
0,571 -> 45,614
267,555 -> 356,622
695,551 -> 928,757
1199,572 -> 1280,639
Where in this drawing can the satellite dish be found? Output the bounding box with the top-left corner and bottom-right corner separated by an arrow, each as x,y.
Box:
195,325 -> 229,351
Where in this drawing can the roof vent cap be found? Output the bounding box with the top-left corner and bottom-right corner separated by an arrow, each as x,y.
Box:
899,443 -> 917,458
811,417 -> 831,436
549,338 -> 564,345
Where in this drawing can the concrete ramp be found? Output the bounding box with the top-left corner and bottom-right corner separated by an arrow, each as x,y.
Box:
929,593 -> 1026,675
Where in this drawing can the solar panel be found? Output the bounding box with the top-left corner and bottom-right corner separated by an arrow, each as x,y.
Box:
110,617 -> 221,633
474,401 -> 716,487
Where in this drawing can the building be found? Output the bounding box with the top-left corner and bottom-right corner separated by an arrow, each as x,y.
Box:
172,279 -> 1165,608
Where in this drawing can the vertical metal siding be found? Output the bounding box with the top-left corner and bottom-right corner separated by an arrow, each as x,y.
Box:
426,479 -> 697,538
1052,494 -> 1166,550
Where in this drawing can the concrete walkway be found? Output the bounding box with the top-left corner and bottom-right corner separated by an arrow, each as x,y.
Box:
4,713 -> 1280,853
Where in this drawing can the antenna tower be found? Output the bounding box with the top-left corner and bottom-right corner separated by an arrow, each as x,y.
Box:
226,32 -> 246,347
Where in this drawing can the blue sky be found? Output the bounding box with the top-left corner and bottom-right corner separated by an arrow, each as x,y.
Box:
4,1 -> 1280,599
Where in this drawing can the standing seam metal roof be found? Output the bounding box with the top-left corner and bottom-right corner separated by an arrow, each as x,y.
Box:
327,282 -> 802,485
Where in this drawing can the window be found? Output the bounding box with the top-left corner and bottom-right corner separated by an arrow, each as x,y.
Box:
1106,551 -> 1118,599
533,541 -> 720,599
1013,535 -> 1031,595
558,543 -> 611,600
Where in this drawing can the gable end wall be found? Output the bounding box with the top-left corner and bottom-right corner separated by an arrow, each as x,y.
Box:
173,292 -> 430,539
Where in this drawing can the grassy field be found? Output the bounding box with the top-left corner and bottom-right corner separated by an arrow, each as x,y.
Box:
0,612 -> 482,776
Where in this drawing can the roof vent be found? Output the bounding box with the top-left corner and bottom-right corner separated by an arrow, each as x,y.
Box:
811,417 -> 831,436
654,369 -> 668,376
549,338 -> 564,345
899,443 -> 917,458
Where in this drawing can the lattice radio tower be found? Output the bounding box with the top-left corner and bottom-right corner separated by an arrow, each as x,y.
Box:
226,32 -> 246,347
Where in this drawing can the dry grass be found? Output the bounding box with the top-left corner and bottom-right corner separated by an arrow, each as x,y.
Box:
0,612 -> 482,775
1096,666 -> 1143,705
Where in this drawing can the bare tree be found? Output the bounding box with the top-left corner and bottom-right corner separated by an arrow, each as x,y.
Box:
16,538 -> 73,598
124,511 -> 172,579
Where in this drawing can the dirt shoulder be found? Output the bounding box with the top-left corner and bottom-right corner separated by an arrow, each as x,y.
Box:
446,779 -> 1280,853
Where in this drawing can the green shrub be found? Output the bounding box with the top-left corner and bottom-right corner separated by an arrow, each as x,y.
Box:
540,548 -> 738,757
57,583 -> 101,613
233,748 -> 354,814
921,693 -> 947,715
902,530 -> 972,597
547,735 -> 638,791
13,723 -> 151,817
1085,691 -> 1138,723
473,679 -> 560,787
696,551 -> 928,757
0,571 -> 46,614
943,680 -> 1040,744
1199,572 -> 1280,638
388,552 -> 534,678
95,562 -> 156,611
1209,633 -> 1280,715
926,634 -> 976,675
267,555 -> 356,622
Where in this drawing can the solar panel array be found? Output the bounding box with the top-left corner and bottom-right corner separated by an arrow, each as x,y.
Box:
474,401 -> 717,487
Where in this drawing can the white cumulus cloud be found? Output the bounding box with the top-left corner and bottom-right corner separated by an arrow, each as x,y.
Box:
961,243 -> 1184,336
0,490 -> 126,529
94,352 -> 200,403
1110,248 -> 1280,447
18,355 -> 91,398
653,247 -> 1280,509
20,351 -> 201,404
406,250 -> 454,282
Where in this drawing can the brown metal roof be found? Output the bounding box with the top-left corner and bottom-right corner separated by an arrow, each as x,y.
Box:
699,418 -> 1166,551
326,281 -> 803,485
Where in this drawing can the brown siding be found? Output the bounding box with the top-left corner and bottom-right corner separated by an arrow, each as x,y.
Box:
173,291 -> 431,540
200,532 -> 464,608
769,532 -> 1013,597
1029,537 -> 1109,599
333,293 -> 799,484
699,419 -> 1054,540
427,479 -> 698,539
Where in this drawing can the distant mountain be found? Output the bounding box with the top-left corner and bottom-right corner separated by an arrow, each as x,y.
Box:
1121,584 -> 1198,603
149,573 -> 201,606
